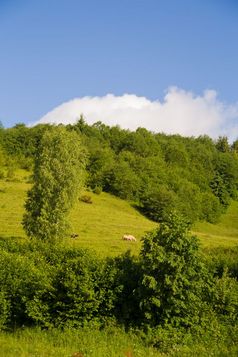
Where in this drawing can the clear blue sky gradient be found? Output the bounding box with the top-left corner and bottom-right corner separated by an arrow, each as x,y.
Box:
0,0 -> 238,127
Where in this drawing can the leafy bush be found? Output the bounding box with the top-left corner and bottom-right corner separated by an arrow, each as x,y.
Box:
92,186 -> 102,195
50,249 -> 103,327
212,269 -> 238,321
138,212 -> 211,327
0,291 -> 10,329
79,194 -> 93,204
0,248 -> 53,328
204,246 -> 238,279
139,186 -> 179,222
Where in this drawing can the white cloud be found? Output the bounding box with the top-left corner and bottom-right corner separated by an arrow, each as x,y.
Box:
35,88 -> 238,141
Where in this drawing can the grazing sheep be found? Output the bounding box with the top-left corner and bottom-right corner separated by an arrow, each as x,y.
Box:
122,234 -> 137,242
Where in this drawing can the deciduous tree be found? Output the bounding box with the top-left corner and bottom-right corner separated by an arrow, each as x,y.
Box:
23,126 -> 87,242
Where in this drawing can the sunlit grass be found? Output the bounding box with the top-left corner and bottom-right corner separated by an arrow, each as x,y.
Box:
193,201 -> 238,248
0,169 -> 238,257
0,327 -> 163,357
0,171 -> 156,257
68,191 -> 157,256
0,325 -> 237,357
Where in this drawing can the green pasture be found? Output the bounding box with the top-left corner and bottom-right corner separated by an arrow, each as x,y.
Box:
0,171 -> 238,256
0,327 -> 163,357
193,200 -> 238,248
0,172 -> 156,256
0,325 -> 237,357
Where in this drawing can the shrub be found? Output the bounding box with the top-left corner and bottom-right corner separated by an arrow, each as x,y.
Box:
139,186 -> 179,222
138,212 -> 211,328
0,291 -> 10,329
0,248 -> 53,329
212,268 -> 238,321
50,249 -> 104,327
93,186 -> 102,195
79,194 -> 93,204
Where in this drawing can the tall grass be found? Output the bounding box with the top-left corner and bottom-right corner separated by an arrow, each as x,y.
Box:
0,326 -> 163,357
1,324 -> 238,356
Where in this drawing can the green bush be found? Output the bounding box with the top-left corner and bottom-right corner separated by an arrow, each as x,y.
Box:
92,186 -> 102,195
50,249 -> 105,327
104,252 -> 142,326
138,212 -> 211,328
79,194 -> 93,204
0,248 -> 53,329
0,291 -> 10,329
212,269 -> 238,321
139,186 -> 179,222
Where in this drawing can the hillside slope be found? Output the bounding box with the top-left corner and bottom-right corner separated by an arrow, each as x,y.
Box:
0,173 -> 237,256
193,200 -> 238,248
0,174 -> 156,256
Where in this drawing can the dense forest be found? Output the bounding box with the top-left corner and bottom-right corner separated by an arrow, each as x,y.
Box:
1,118 -> 238,224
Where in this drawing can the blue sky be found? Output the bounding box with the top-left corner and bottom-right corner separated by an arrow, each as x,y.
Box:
0,0 -> 238,137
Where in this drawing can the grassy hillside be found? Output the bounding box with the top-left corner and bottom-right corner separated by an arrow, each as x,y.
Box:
193,200 -> 238,248
0,172 -> 156,256
0,171 -> 238,256
1,172 -> 238,356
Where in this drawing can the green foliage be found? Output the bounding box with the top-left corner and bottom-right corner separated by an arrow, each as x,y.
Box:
0,291 -> 10,329
204,246 -> 238,280
140,186 -> 179,222
199,191 -> 222,223
93,185 -> 102,194
79,194 -> 93,204
1,121 -> 238,354
232,138 -> 238,155
0,246 -> 53,328
212,268 -> 238,321
22,126 -> 87,241
216,136 -> 230,153
106,252 -> 143,325
50,249 -> 108,327
139,212 -> 210,327
2,121 -> 238,225
0,226 -> 237,355
0,147 -> 6,179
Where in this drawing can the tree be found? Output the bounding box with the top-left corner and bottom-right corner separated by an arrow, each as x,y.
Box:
22,126 -> 87,242
139,212 -> 210,327
232,139 -> 238,155
216,136 -> 230,153
140,185 -> 179,222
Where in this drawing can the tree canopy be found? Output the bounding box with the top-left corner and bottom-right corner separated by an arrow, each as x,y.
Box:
1,120 -> 238,225
22,126 -> 87,241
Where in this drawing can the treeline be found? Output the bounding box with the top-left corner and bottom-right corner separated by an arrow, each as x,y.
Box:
0,214 -> 237,350
1,119 -> 238,223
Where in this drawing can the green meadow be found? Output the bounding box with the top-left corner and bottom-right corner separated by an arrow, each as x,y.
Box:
1,170 -> 238,256
1,325 -> 237,357
0,327 -> 164,357
0,171 -> 156,257
193,200 -> 238,248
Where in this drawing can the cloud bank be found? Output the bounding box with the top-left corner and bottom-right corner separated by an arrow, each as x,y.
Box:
36,88 -> 238,140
